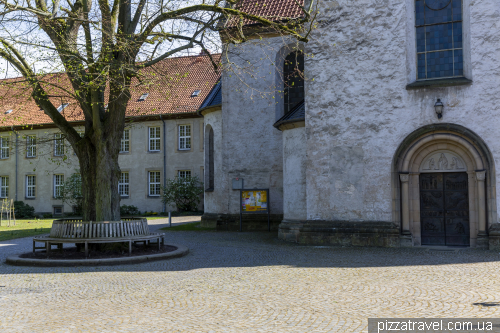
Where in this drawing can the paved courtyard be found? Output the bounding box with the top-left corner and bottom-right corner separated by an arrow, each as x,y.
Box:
1,217 -> 500,332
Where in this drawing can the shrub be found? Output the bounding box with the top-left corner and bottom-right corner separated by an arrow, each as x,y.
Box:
120,204 -> 140,216
162,176 -> 203,212
57,172 -> 83,215
42,213 -> 53,219
13,201 -> 35,218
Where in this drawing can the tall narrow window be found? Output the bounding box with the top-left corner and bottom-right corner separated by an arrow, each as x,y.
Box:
208,127 -> 214,190
416,0 -> 463,80
284,51 -> 305,114
0,137 -> 9,159
148,171 -> 161,196
53,174 -> 64,198
149,127 -> 160,151
120,129 -> 130,153
0,176 -> 8,198
119,172 -> 129,196
26,135 -> 36,158
178,125 -> 191,150
54,133 -> 64,156
26,175 -> 36,198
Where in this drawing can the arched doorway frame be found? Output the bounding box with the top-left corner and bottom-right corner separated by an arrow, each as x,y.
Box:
393,125 -> 496,247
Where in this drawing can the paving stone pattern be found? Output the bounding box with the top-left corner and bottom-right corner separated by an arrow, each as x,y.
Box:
1,218 -> 500,332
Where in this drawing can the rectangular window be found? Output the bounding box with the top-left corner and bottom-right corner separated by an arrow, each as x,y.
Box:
53,206 -> 63,215
178,170 -> 191,179
119,172 -> 129,197
148,127 -> 160,152
0,137 -> 9,159
0,176 -> 8,198
148,171 -> 161,196
178,125 -> 191,150
26,175 -> 36,198
53,174 -> 64,198
120,129 -> 130,153
54,133 -> 64,156
26,135 -> 36,158
415,0 -> 463,80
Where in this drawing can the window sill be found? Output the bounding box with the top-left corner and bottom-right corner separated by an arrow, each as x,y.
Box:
205,188 -> 214,192
26,156 -> 37,159
119,152 -> 130,155
406,77 -> 472,90
148,151 -> 161,153
120,195 -> 130,199
147,195 -> 161,199
25,197 -> 36,200
178,149 -> 191,152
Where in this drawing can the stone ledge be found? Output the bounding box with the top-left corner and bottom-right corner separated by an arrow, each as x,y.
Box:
279,220 -> 400,247
201,213 -> 283,231
406,77 -> 472,90
5,244 -> 189,267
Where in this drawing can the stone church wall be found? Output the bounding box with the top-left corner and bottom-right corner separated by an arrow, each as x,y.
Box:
304,0 -> 500,224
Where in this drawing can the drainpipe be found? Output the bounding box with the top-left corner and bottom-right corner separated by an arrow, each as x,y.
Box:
159,115 -> 167,213
11,126 -> 18,201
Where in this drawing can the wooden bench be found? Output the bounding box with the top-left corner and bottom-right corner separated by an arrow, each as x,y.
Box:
32,218 -> 165,257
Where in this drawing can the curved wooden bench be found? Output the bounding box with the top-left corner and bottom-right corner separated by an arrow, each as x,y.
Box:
33,218 -> 165,257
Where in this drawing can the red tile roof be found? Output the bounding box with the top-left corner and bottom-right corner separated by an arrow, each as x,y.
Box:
0,54 -> 221,128
224,0 -> 305,28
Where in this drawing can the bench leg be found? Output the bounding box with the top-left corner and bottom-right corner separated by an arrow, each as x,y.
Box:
129,241 -> 132,256
33,239 -> 35,254
85,242 -> 88,258
158,238 -> 160,250
46,242 -> 51,256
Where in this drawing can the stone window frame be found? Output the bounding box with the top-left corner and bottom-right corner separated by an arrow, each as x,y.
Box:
178,124 -> 192,151
120,129 -> 130,153
405,0 -> 472,85
0,176 -> 8,198
148,171 -> 161,197
26,174 -> 36,199
148,127 -> 161,152
53,133 -> 65,157
26,135 -> 36,158
0,137 -> 10,159
118,171 -> 129,197
53,174 -> 64,198
394,130 -> 496,248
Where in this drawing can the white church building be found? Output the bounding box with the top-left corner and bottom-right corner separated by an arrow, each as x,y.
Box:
200,0 -> 500,249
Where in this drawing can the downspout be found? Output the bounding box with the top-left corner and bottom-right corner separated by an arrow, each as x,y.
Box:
11,126 -> 18,201
160,115 -> 166,213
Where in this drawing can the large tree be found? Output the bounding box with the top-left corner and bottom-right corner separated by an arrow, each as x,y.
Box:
0,0 -> 317,221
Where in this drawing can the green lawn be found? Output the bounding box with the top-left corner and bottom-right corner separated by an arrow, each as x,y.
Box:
0,219 -> 54,242
160,222 -> 214,231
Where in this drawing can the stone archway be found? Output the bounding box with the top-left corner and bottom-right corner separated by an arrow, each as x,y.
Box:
393,125 -> 496,248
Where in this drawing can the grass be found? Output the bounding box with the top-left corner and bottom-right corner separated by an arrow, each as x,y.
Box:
160,222 -> 214,232
0,219 -> 54,242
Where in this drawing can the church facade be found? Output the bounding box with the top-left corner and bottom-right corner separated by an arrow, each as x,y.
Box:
201,0 -> 500,248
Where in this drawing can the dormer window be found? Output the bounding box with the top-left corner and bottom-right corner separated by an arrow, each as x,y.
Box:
138,93 -> 149,101
57,103 -> 69,112
4,109 -> 12,114
191,90 -> 201,97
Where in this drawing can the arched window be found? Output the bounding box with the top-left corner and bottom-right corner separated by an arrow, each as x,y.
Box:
284,51 -> 304,114
205,125 -> 214,191
416,0 -> 463,80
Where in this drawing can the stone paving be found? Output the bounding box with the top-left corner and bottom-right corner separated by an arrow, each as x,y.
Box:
1,217 -> 500,332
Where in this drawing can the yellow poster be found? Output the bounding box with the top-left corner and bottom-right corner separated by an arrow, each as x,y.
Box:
242,190 -> 268,212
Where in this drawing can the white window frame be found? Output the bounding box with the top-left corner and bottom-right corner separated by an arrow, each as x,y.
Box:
26,175 -> 36,198
148,171 -> 161,196
0,137 -> 9,159
119,172 -> 129,197
54,133 -> 64,156
148,127 -> 161,152
120,129 -> 130,153
26,135 -> 36,158
53,174 -> 64,198
53,206 -> 63,215
0,176 -> 8,198
178,125 -> 191,150
178,170 -> 191,180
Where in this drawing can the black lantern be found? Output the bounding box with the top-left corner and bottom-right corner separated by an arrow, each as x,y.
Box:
434,99 -> 444,119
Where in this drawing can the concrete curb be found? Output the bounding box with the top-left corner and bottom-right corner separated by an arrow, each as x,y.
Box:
5,244 -> 189,267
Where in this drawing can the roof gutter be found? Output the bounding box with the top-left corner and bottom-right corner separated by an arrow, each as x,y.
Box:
10,126 -> 18,201
159,115 -> 167,213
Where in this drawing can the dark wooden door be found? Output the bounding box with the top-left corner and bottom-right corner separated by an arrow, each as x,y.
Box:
420,173 -> 469,246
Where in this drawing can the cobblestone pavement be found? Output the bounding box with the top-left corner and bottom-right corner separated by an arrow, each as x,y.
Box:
1,218 -> 500,332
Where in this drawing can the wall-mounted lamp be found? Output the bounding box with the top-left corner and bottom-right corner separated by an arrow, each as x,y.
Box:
434,99 -> 444,119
